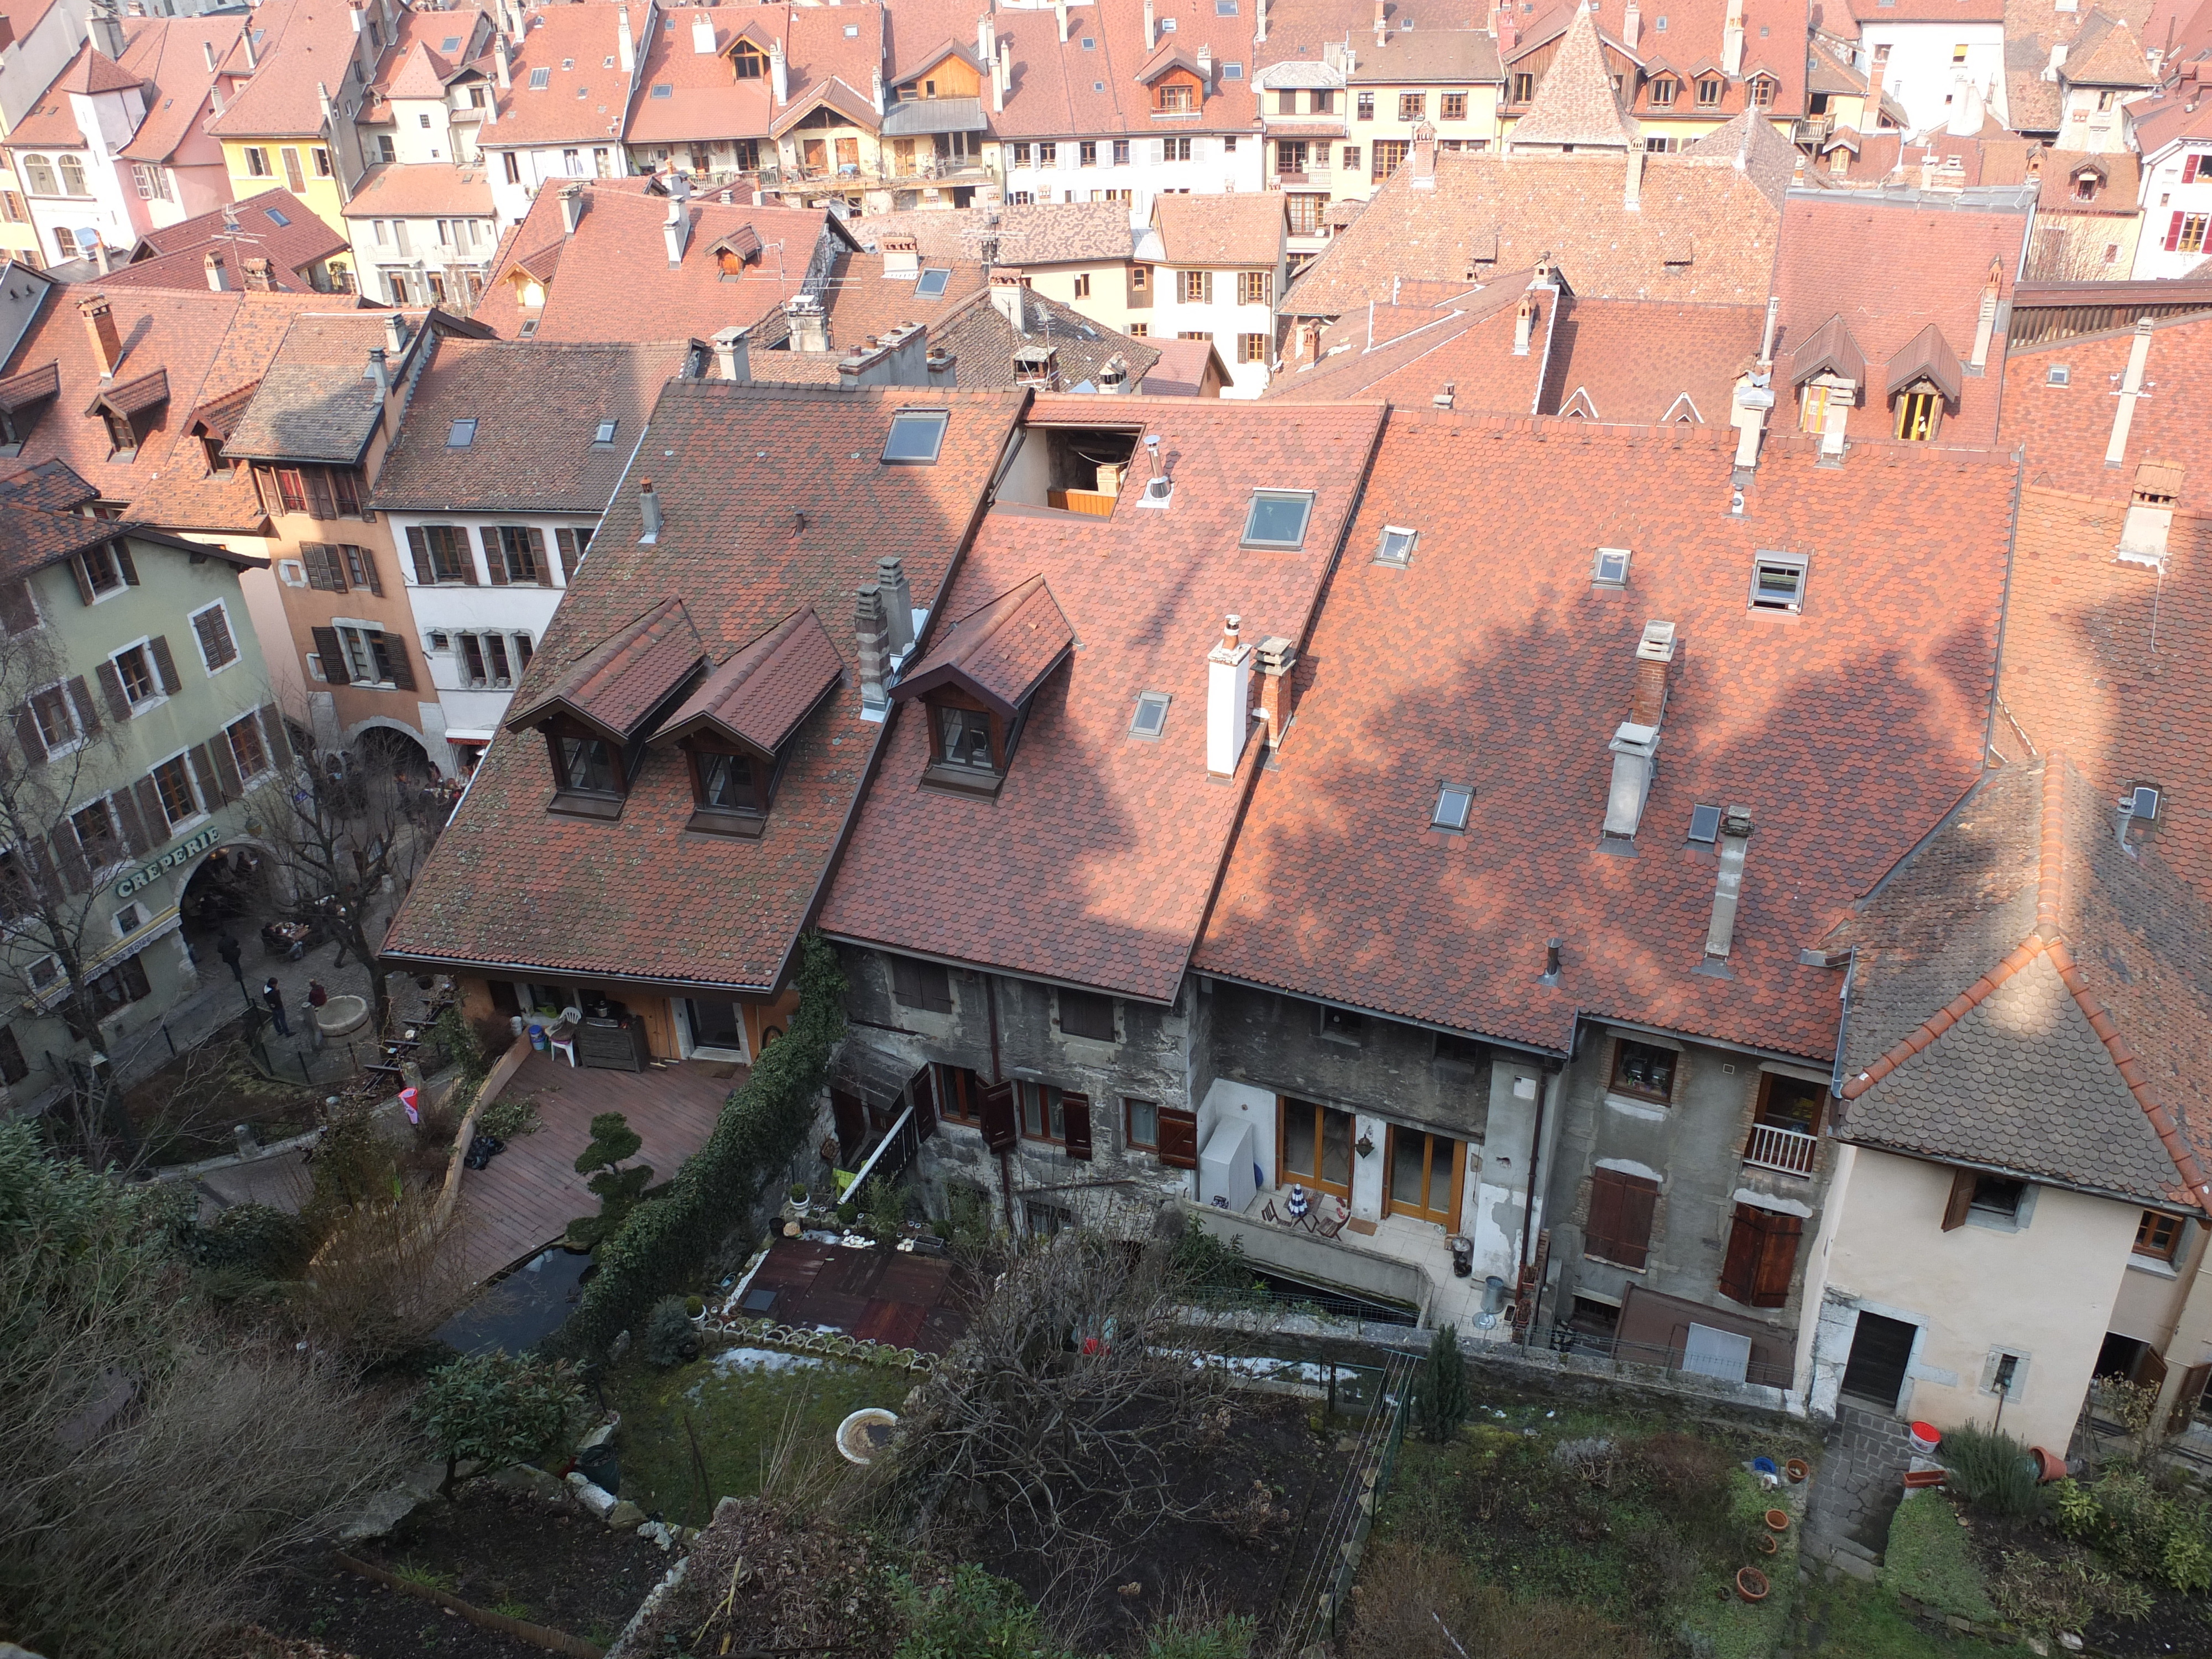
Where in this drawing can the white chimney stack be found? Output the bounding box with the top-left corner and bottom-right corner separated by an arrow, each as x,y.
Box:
618,6 -> 635,68
2106,319 -> 2156,466
638,478 -> 664,543
1512,291 -> 1536,355
367,346 -> 391,395
495,35 -> 511,89
770,39 -> 789,105
663,199 -> 690,265
205,251 -> 228,291
1624,143 -> 1644,210
1056,0 -> 1071,41
691,11 -> 716,55
2116,462 -> 2182,565
1206,615 -> 1254,776
1623,0 -> 1640,48
1722,0 -> 1744,76
1701,806 -> 1755,967
711,324 -> 750,382
1969,255 -> 2000,369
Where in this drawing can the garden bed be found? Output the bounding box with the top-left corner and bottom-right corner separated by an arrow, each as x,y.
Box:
256,1488 -> 667,1658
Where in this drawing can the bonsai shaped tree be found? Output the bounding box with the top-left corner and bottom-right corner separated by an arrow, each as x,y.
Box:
415,1349 -> 586,1497
1415,1321 -> 1473,1442
565,1111 -> 654,1251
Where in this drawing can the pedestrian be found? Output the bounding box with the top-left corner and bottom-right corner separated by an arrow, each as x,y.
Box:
263,978 -> 291,1037
216,931 -> 243,985
307,979 -> 328,1011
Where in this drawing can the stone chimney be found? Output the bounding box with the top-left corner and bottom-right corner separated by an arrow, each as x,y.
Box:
2106,319 -> 2155,466
881,233 -> 920,278
1255,0 -> 1268,44
877,555 -> 916,655
638,478 -> 664,542
560,181 -> 585,234
855,584 -> 891,712
1622,0 -> 1640,48
1144,0 -> 1156,48
769,39 -> 788,105
786,293 -> 828,351
495,34 -> 512,89
1256,636 -> 1296,750
711,324 -> 750,382
1601,622 -> 1673,844
1624,142 -> 1643,209
663,198 -> 691,267
1512,290 -> 1536,356
1969,255 -> 2000,369
1206,615 -> 1254,777
80,295 -> 122,379
384,311 -> 410,354
994,40 -> 1009,111
989,269 -> 1027,332
205,251 -> 228,291
1699,806 -> 1755,969
237,255 -> 270,290
1410,122 -> 1437,188
926,347 -> 957,385
367,346 -> 390,394
2116,461 -> 2182,565
1722,0 -> 1744,77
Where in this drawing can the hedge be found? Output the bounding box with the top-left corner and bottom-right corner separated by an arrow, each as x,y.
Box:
550,934 -> 847,1356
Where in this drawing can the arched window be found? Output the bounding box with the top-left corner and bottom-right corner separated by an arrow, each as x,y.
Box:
20,154 -> 56,195
56,154 -> 88,195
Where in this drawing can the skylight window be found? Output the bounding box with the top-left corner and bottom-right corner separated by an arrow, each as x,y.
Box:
561,56 -> 575,69
1241,489 -> 1313,549
1224,61 -> 1244,77
2048,364 -> 2070,386
1130,691 -> 1171,739
1160,16 -> 1176,29
1217,0 -> 1239,12
594,418 -> 619,444
1593,546 -> 1631,587
1082,35 -> 1096,46
528,66 -> 551,88
603,54 -> 615,66
1688,803 -> 1723,844
447,418 -> 477,447
1749,551 -> 1808,613
2125,785 -> 2161,820
1432,783 -> 1474,832
883,408 -> 950,465
844,22 -> 859,34
577,84 -> 589,97
442,35 -> 462,51
1093,79 -> 1105,89
651,82 -> 672,97
264,206 -> 291,226
1376,525 -> 1417,566
915,267 -> 951,298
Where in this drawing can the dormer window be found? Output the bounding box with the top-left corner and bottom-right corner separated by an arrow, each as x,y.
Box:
103,411 -> 139,460
936,701 -> 998,772
551,723 -> 624,796
894,575 -> 1074,799
1749,76 -> 1775,108
733,40 -> 766,78
2074,171 -> 2098,201
202,435 -> 232,473
1697,76 -> 1722,106
650,606 -> 843,836
1158,82 -> 1196,112
1650,76 -> 1676,106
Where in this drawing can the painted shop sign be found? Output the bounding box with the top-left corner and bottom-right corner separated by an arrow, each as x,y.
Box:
114,826 -> 221,899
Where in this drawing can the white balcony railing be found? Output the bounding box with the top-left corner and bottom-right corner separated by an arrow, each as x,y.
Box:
1743,1121 -> 1819,1177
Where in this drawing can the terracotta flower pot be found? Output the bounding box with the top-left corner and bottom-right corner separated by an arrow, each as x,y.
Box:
1785,1458 -> 1811,1484
2031,1446 -> 2068,1483
1765,1509 -> 1791,1533
1736,1567 -> 1770,1602
1754,1531 -> 1779,1556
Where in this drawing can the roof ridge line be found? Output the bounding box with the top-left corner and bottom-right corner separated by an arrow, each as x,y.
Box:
2037,748 -> 2066,938
1839,934 -> 2049,1100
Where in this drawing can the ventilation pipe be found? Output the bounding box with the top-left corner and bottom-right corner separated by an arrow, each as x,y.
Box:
1700,806 -> 1755,969
1206,615 -> 1253,776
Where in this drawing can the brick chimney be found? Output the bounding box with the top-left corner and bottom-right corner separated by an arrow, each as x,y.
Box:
1410,122 -> 1437,188
1627,619 -> 1675,726
242,256 -> 273,291
2116,460 -> 2183,566
1622,0 -> 1640,48
638,477 -> 664,543
855,583 -> 891,713
1863,49 -> 1886,128
1374,0 -> 1387,44
1256,636 -> 1296,750
79,295 -> 122,379
1206,614 -> 1253,776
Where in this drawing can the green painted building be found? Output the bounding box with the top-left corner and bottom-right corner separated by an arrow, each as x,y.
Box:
0,457 -> 290,1118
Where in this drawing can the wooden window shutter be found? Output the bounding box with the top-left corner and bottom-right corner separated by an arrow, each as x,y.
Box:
486,527 -> 509,585
1614,1176 -> 1658,1268
113,541 -> 137,586
979,1079 -> 1018,1152
353,545 -> 383,596
95,659 -> 132,721
111,781 -> 150,855
134,778 -> 168,844
382,633 -> 416,691
557,528 -> 586,581
910,1066 -> 937,1140
2138,1344 -> 2169,1395
407,526 -> 435,583
2169,211 -> 2186,252
306,468 -> 336,520
208,729 -> 243,799
1750,1209 -> 1802,1308
311,625 -> 349,684
1588,1168 -> 1657,1268
830,1088 -> 867,1151
1063,1091 -> 1093,1160
1942,1166 -> 1976,1231
2168,1361 -> 2212,1435
149,635 -> 182,694
0,580 -> 36,634
259,703 -> 291,764
67,676 -> 100,735
191,607 -> 229,668
526,527 -> 547,581
1585,1168 -> 1625,1260
190,742 -> 227,806
67,552 -> 95,605
12,704 -> 45,764
1157,1106 -> 1198,1170
46,828 -> 87,894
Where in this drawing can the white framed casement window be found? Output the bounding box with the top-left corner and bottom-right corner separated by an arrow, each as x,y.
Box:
1749,552 -> 1808,613
189,600 -> 239,674
149,749 -> 207,832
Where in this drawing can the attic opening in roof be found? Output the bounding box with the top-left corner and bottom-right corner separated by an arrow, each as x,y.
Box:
995,425 -> 1141,517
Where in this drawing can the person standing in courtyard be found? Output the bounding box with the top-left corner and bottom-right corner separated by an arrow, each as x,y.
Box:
263,978 -> 290,1037
216,931 -> 243,986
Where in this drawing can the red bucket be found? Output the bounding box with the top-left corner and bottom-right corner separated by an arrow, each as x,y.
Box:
1908,1421 -> 1941,1454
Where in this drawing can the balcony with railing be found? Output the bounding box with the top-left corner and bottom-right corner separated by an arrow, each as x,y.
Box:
1792,116 -> 1832,146
1743,1121 -> 1819,1177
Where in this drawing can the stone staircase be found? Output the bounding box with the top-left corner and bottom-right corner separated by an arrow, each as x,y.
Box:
1799,1401 -> 1914,1582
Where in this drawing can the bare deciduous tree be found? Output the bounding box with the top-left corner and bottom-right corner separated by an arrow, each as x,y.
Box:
2025,220 -> 2125,283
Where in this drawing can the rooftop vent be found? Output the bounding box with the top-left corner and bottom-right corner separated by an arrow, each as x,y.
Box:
1697,805 -> 1755,974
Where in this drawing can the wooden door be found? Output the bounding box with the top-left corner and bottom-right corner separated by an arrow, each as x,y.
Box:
281,147 -> 306,192
1277,1095 -> 1353,1199
1840,1311 -> 1916,1409
1383,1126 -> 1462,1228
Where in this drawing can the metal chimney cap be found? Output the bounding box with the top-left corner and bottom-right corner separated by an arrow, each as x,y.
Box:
1721,804 -> 1755,837
1635,619 -> 1678,661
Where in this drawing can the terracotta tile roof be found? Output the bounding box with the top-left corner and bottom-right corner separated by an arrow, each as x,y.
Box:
820,394 -> 1390,1001
1507,3 -> 1641,148
223,309 -> 445,464
745,347 -> 850,384
0,458 -> 140,582
103,190 -> 345,293
59,42 -> 143,94
1829,757 -> 2212,1211
368,7 -> 491,100
2068,9 -> 2158,84
117,14 -> 248,163
208,0 -> 375,139
469,181 -> 848,343
477,2 -> 651,149
1679,106 -> 1803,211
341,164 -> 498,220
2000,311 -> 2212,500
369,337 -> 689,512
987,0 -> 1259,141
1843,0 -> 2004,19
0,283 -> 327,528
1772,190 -> 2027,448
89,367 -> 170,419
1807,37 -> 1867,96
1281,149 -> 1782,316
2004,0 -> 2158,133
627,7 -> 773,145
815,252 -> 988,345
2130,84 -> 2212,155
507,595 -> 708,740
991,200 -> 1136,265
1521,0 -> 1811,119
1339,26 -> 1503,84
1151,191 -> 1285,268
838,206 -> 985,262
1192,415 -> 2021,1057
920,285 -> 1159,390
381,383 -> 1030,992
1137,334 -> 1225,394
1270,278 -> 1550,406
766,75 -> 881,139
1538,296 -> 1765,423
655,607 -> 848,755
896,573 -> 1076,715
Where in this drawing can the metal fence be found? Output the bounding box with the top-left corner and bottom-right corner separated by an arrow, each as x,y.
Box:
843,1101 -> 920,1194
1281,1347 -> 1417,1654
1185,1278 -> 1421,1329
1531,1321 -> 1796,1390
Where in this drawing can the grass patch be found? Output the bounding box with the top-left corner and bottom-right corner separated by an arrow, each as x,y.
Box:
1884,1493 -> 1996,1623
606,1342 -> 909,1525
1798,1572 -> 1998,1657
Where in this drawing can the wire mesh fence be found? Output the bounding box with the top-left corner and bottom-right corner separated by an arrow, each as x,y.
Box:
1278,1346 -> 1417,1656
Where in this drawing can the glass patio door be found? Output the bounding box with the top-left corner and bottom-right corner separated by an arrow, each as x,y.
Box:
1279,1096 -> 1354,1199
1385,1126 -> 1462,1228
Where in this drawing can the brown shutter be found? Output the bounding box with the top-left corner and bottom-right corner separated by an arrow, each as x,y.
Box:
12,704 -> 46,764
460,528 -> 481,585
1588,1168 -> 1657,1269
112,540 -> 138,585
66,676 -> 101,735
306,468 -> 336,520
112,781 -> 150,855
46,828 -> 87,893
208,728 -> 243,799
135,776 -> 169,838
525,527 -> 547,582
557,527 -> 584,581
95,659 -> 132,721
406,525 -> 435,584
1585,1169 -> 1625,1261
0,580 -> 36,634
979,1079 -> 1017,1152
1750,1209 -> 1802,1308
382,633 -> 416,691
1614,1175 -> 1658,1269
486,528 -> 509,585
910,1066 -> 937,1140
189,743 -> 225,806
67,552 -> 95,605
1157,1106 -> 1198,1170
353,545 -> 383,596
149,635 -> 182,694
1063,1091 -> 1093,1160
2169,1362 -> 2212,1435
2138,1344 -> 2170,1395
830,1088 -> 867,1154
1942,1167 -> 1976,1231
1719,1204 -> 1763,1305
311,626 -> 349,684
259,705 -> 291,764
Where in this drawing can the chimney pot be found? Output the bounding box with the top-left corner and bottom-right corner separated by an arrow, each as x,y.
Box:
242,255 -> 273,291
638,478 -> 664,542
